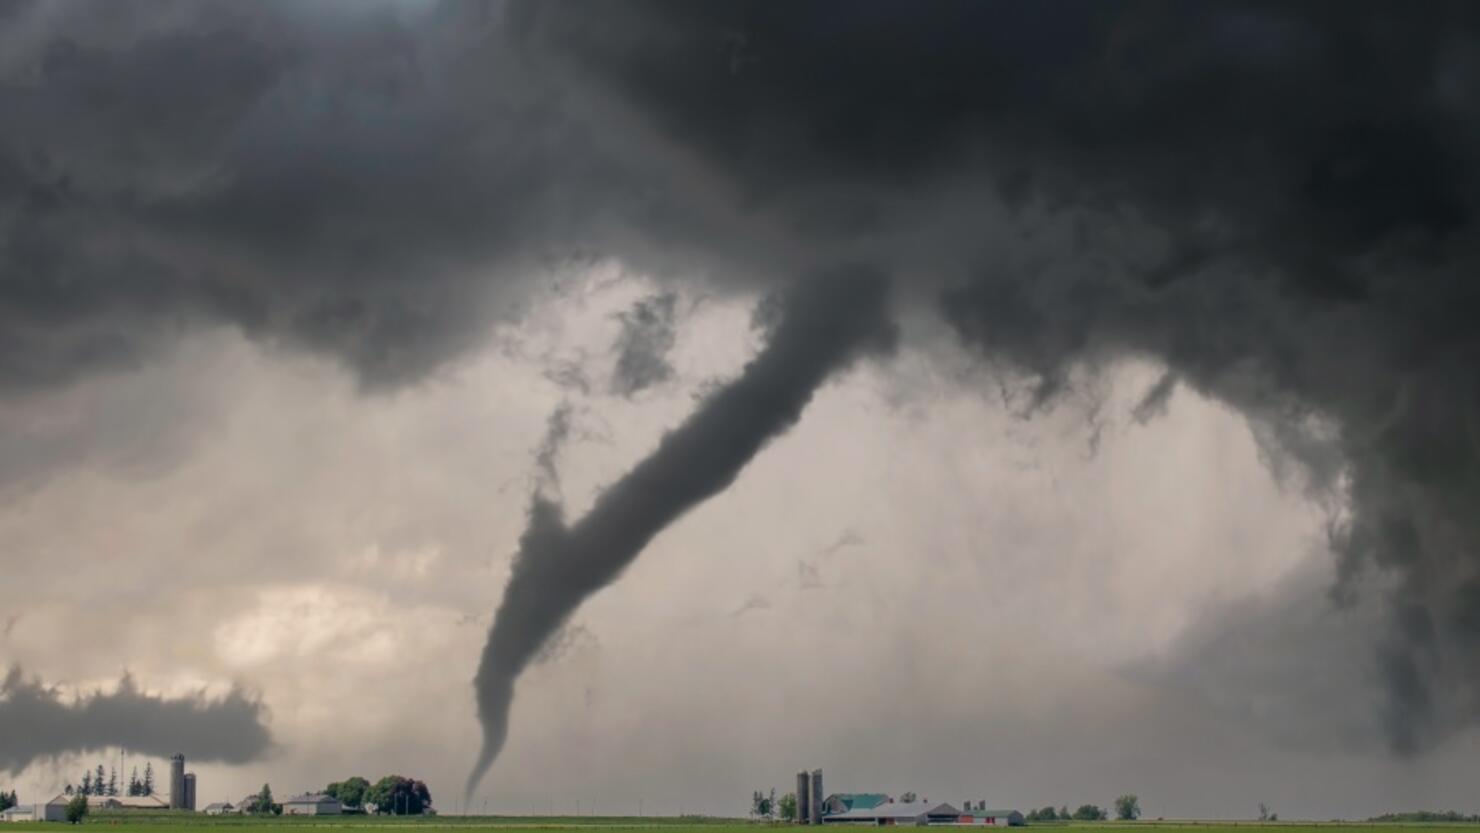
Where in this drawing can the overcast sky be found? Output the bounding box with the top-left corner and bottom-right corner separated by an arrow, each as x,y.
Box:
3,0 -> 1480,820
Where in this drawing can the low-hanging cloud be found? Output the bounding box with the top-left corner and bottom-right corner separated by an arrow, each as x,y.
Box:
0,668 -> 273,773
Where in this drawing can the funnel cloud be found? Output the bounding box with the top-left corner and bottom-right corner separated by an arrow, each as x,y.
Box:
469,268 -> 895,795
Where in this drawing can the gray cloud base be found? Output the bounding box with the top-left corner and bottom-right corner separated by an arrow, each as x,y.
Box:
0,668 -> 273,773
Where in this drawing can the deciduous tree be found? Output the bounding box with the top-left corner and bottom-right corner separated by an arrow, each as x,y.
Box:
1073,804 -> 1107,821
326,777 -> 370,810
366,776 -> 431,816
65,795 -> 88,824
1115,795 -> 1140,821
779,793 -> 798,823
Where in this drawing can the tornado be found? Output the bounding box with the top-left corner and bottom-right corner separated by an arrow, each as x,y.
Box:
467,266 -> 895,797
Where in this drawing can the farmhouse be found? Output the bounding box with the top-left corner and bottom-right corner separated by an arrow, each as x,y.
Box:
202,803 -> 234,816
281,793 -> 343,816
0,806 -> 33,823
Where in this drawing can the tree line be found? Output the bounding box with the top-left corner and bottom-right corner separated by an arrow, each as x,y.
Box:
0,790 -> 19,812
327,775 -> 432,815
1024,795 -> 1140,822
62,762 -> 155,798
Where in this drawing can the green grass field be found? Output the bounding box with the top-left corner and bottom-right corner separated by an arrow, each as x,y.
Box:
7,814 -> 1480,833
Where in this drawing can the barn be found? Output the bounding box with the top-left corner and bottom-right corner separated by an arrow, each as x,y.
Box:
281,794 -> 343,816
822,800 -> 964,825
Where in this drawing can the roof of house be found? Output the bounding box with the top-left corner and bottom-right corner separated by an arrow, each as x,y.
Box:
87,794 -> 169,808
204,803 -> 234,811
828,801 -> 960,820
283,793 -> 339,804
1,806 -> 33,816
826,794 -> 891,811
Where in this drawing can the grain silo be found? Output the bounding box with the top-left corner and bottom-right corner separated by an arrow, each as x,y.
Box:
183,773 -> 196,811
796,772 -> 810,824
809,770 -> 822,825
169,754 -> 185,810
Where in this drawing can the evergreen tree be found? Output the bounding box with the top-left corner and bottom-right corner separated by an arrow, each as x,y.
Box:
80,772 -> 93,797
128,768 -> 140,797
143,763 -> 154,796
94,766 -> 105,796
107,767 -> 118,797
252,784 -> 275,815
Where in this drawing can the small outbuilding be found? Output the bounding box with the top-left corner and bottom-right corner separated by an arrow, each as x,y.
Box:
955,809 -> 1024,827
1,806 -> 34,823
281,794 -> 342,816
203,803 -> 235,816
36,795 -> 70,823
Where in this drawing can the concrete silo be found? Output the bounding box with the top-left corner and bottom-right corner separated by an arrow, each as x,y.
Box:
169,754 -> 185,810
796,772 -> 810,824
809,770 -> 822,825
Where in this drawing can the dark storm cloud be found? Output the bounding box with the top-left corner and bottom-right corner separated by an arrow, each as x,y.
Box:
469,267 -> 895,795
0,1 -> 662,394
0,668 -> 272,772
508,0 -> 1480,753
7,0 -> 1480,761
610,292 -> 678,396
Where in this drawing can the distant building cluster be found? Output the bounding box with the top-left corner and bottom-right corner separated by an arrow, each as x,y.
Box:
797,769 -> 1023,827
209,792 -> 344,816
3,754 -> 200,823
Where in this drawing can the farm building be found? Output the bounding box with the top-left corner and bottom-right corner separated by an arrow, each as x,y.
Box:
236,795 -> 260,813
954,804 -> 1024,827
823,800 -> 965,826
86,794 -> 170,811
202,803 -> 234,816
824,794 -> 891,815
34,795 -> 70,822
168,754 -> 197,811
281,794 -> 343,816
0,806 -> 33,823
798,768 -> 1020,827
